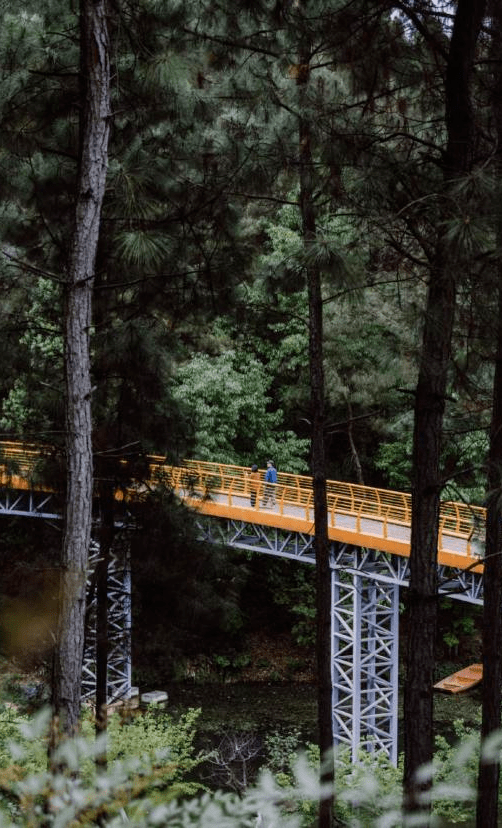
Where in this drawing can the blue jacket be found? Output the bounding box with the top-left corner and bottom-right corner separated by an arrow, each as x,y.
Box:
265,466 -> 277,483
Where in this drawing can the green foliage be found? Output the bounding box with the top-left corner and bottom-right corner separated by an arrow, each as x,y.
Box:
334,746 -> 403,827
374,436 -> 412,490
0,704 -> 209,824
212,653 -> 251,676
0,707 -> 310,827
433,720 -> 481,824
106,707 -> 202,771
212,654 -> 231,672
256,217 -> 303,282
264,729 -> 302,776
229,279 -> 311,437
438,599 -> 481,663
0,278 -> 63,437
130,493 -> 250,680
0,0 -> 492,502
263,734 -> 404,828
0,705 -> 46,776
172,349 -> 309,471
442,631 -> 459,653
265,724 -> 494,827
322,283 -> 420,481
441,428 -> 488,507
264,559 -> 317,647
1,704 -> 502,827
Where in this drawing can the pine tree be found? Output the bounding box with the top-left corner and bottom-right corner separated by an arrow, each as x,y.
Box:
476,5 -> 502,825
179,3 -> 416,823
50,0 -> 111,742
403,0 -> 488,816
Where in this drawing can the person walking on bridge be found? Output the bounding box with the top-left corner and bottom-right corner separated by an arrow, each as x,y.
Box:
249,464 -> 260,507
261,460 -> 277,508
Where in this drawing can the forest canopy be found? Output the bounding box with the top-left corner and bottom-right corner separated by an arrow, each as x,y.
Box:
0,0 -> 495,505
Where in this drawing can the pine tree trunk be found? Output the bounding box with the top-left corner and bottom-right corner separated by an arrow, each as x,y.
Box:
51,0 -> 111,741
403,0 -> 486,815
347,401 -> 364,485
477,255 -> 502,827
476,6 -> 502,823
296,39 -> 336,828
404,244 -> 455,812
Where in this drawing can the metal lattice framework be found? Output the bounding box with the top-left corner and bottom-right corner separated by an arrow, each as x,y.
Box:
82,532 -> 132,703
194,515 -> 317,561
0,489 -> 60,520
331,569 -> 399,763
0,484 -> 132,705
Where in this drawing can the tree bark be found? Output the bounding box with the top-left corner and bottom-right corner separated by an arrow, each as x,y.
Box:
476,5 -> 502,824
296,38 -> 336,828
403,246 -> 454,815
347,400 -> 364,485
51,0 -> 111,741
476,242 -> 502,828
403,0 -> 486,816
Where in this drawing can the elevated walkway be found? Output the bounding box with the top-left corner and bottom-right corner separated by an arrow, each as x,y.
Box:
0,442 -> 486,569
159,457 -> 485,571
0,442 -> 487,764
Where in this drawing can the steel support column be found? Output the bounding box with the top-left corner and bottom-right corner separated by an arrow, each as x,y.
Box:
195,516 -> 483,764
82,532 -> 132,703
331,559 -> 400,764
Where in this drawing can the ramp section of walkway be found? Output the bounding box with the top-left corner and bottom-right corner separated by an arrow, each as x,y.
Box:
156,458 -> 485,572
434,663 -> 483,694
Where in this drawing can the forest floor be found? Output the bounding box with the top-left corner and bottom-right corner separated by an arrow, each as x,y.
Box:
166,680 -> 318,741
153,631 -> 483,751
0,630 -> 482,750
164,676 -> 482,756
172,631 -> 316,685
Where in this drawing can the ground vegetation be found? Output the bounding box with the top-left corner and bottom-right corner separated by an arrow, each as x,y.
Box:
0,686 -> 496,827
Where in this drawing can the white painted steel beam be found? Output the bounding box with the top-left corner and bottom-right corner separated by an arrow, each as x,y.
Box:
82,535 -> 132,704
331,568 -> 399,763
0,488 -> 60,519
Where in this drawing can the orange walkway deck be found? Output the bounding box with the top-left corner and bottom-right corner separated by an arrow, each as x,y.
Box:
0,442 -> 486,572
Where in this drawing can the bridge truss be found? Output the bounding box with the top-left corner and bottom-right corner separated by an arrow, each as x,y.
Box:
194,515 -> 483,764
0,482 -> 484,763
0,488 -> 132,706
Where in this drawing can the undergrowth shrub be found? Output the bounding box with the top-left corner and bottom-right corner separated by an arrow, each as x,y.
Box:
264,725 -> 486,827
0,704 -> 209,824
0,705 -> 500,827
0,704 -> 46,774
433,719 -> 481,824
0,706 -> 309,826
